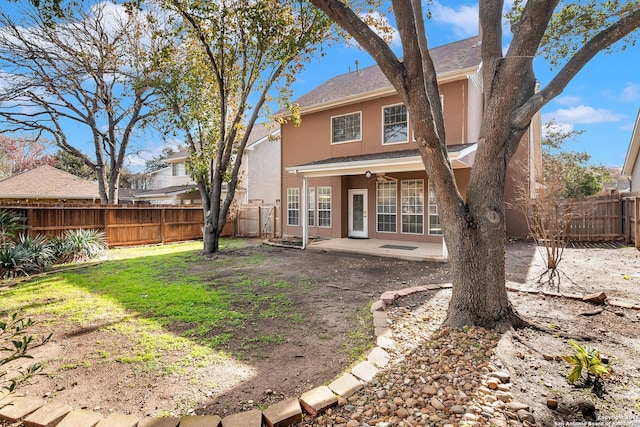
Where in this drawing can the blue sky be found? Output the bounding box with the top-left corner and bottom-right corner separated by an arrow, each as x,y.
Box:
1,0 -> 638,170
287,1 -> 640,168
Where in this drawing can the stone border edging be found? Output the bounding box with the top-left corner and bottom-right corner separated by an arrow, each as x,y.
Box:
1,281 -> 637,427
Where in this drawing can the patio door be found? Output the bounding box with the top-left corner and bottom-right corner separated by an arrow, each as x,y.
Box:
349,189 -> 368,238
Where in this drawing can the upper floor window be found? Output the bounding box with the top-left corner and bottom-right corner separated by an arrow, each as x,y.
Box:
172,162 -> 186,177
332,112 -> 361,144
383,104 -> 408,144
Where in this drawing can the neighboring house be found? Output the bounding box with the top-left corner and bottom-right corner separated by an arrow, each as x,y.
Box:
134,123 -> 280,205
622,109 -> 640,193
0,165 -> 100,203
279,36 -> 541,246
239,122 -> 281,206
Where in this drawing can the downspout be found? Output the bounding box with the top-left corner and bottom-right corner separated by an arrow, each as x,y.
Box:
302,175 -> 308,250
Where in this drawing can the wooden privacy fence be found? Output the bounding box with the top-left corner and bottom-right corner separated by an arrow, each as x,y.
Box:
623,195 -> 640,248
0,204 -> 208,248
557,196 -> 623,242
0,203 -> 276,248
529,193 -> 640,248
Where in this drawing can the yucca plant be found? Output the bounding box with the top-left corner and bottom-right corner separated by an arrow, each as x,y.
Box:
563,340 -> 610,388
0,210 -> 26,245
56,229 -> 107,263
0,245 -> 31,279
14,234 -> 56,273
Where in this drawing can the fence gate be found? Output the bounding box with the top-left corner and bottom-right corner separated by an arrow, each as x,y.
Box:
235,206 -> 279,238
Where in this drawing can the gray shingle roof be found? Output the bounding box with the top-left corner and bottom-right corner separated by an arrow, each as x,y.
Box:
0,165 -> 99,200
293,36 -> 481,110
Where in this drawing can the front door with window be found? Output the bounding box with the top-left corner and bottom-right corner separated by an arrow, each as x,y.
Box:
348,189 -> 368,238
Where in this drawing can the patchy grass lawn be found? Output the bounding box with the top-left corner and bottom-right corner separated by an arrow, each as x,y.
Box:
0,238 -> 381,417
2,240 -> 310,364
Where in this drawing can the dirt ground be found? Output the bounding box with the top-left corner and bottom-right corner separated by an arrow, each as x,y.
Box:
4,239 -> 640,424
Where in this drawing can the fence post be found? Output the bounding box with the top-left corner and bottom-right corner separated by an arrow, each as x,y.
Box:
271,206 -> 276,238
103,206 -> 110,247
161,207 -> 166,244
636,197 -> 640,250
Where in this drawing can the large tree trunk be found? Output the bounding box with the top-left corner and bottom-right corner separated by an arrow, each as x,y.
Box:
202,211 -> 220,254
442,126 -> 528,332
443,205 -> 524,332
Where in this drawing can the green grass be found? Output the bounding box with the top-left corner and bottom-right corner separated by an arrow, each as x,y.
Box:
0,239 -> 308,375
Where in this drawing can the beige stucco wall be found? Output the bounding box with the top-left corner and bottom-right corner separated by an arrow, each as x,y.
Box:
281,78 -> 538,240
245,136 -> 281,206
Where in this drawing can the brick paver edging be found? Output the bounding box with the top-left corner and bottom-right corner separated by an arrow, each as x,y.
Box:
1,282 -> 636,427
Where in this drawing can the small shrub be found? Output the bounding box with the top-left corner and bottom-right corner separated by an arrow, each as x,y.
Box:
0,312 -> 51,392
15,234 -> 56,273
0,244 -> 32,279
563,340 -> 610,388
55,229 -> 107,263
0,210 -> 26,245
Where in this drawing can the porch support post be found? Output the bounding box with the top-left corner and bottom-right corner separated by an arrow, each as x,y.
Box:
441,237 -> 448,259
302,175 -> 308,250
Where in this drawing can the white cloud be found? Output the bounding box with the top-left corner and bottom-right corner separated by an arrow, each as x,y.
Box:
621,83 -> 640,103
541,120 -> 574,138
621,122 -> 636,132
554,95 -> 583,106
544,105 -> 625,125
430,2 -> 478,38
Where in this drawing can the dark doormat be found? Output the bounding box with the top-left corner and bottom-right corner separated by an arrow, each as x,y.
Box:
380,244 -> 418,251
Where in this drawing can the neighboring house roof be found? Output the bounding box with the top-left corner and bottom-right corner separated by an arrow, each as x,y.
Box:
290,35 -> 482,113
133,185 -> 199,199
286,143 -> 477,177
165,148 -> 190,162
622,109 -> 640,177
0,165 -> 100,200
247,122 -> 280,150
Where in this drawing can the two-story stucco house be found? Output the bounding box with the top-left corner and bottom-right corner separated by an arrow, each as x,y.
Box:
279,36 -> 541,250
134,122 -> 280,206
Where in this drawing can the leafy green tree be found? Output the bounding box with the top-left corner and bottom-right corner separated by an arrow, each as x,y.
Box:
309,0 -> 640,330
54,150 -> 97,181
542,121 -> 610,199
156,0 -> 331,253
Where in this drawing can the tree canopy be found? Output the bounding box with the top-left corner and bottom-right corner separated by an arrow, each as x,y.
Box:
154,0 -> 332,253
0,1 -> 168,203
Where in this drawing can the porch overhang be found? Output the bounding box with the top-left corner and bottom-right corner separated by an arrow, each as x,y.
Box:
286,143 -> 477,178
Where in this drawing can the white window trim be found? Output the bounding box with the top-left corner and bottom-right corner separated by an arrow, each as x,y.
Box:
317,186 -> 332,228
376,181 -> 398,234
428,181 -> 442,236
287,187 -> 300,227
308,187 -> 315,228
331,111 -> 362,145
382,103 -> 409,145
400,179 -> 425,235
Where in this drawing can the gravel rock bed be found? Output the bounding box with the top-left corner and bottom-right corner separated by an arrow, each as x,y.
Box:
298,290 -> 536,427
